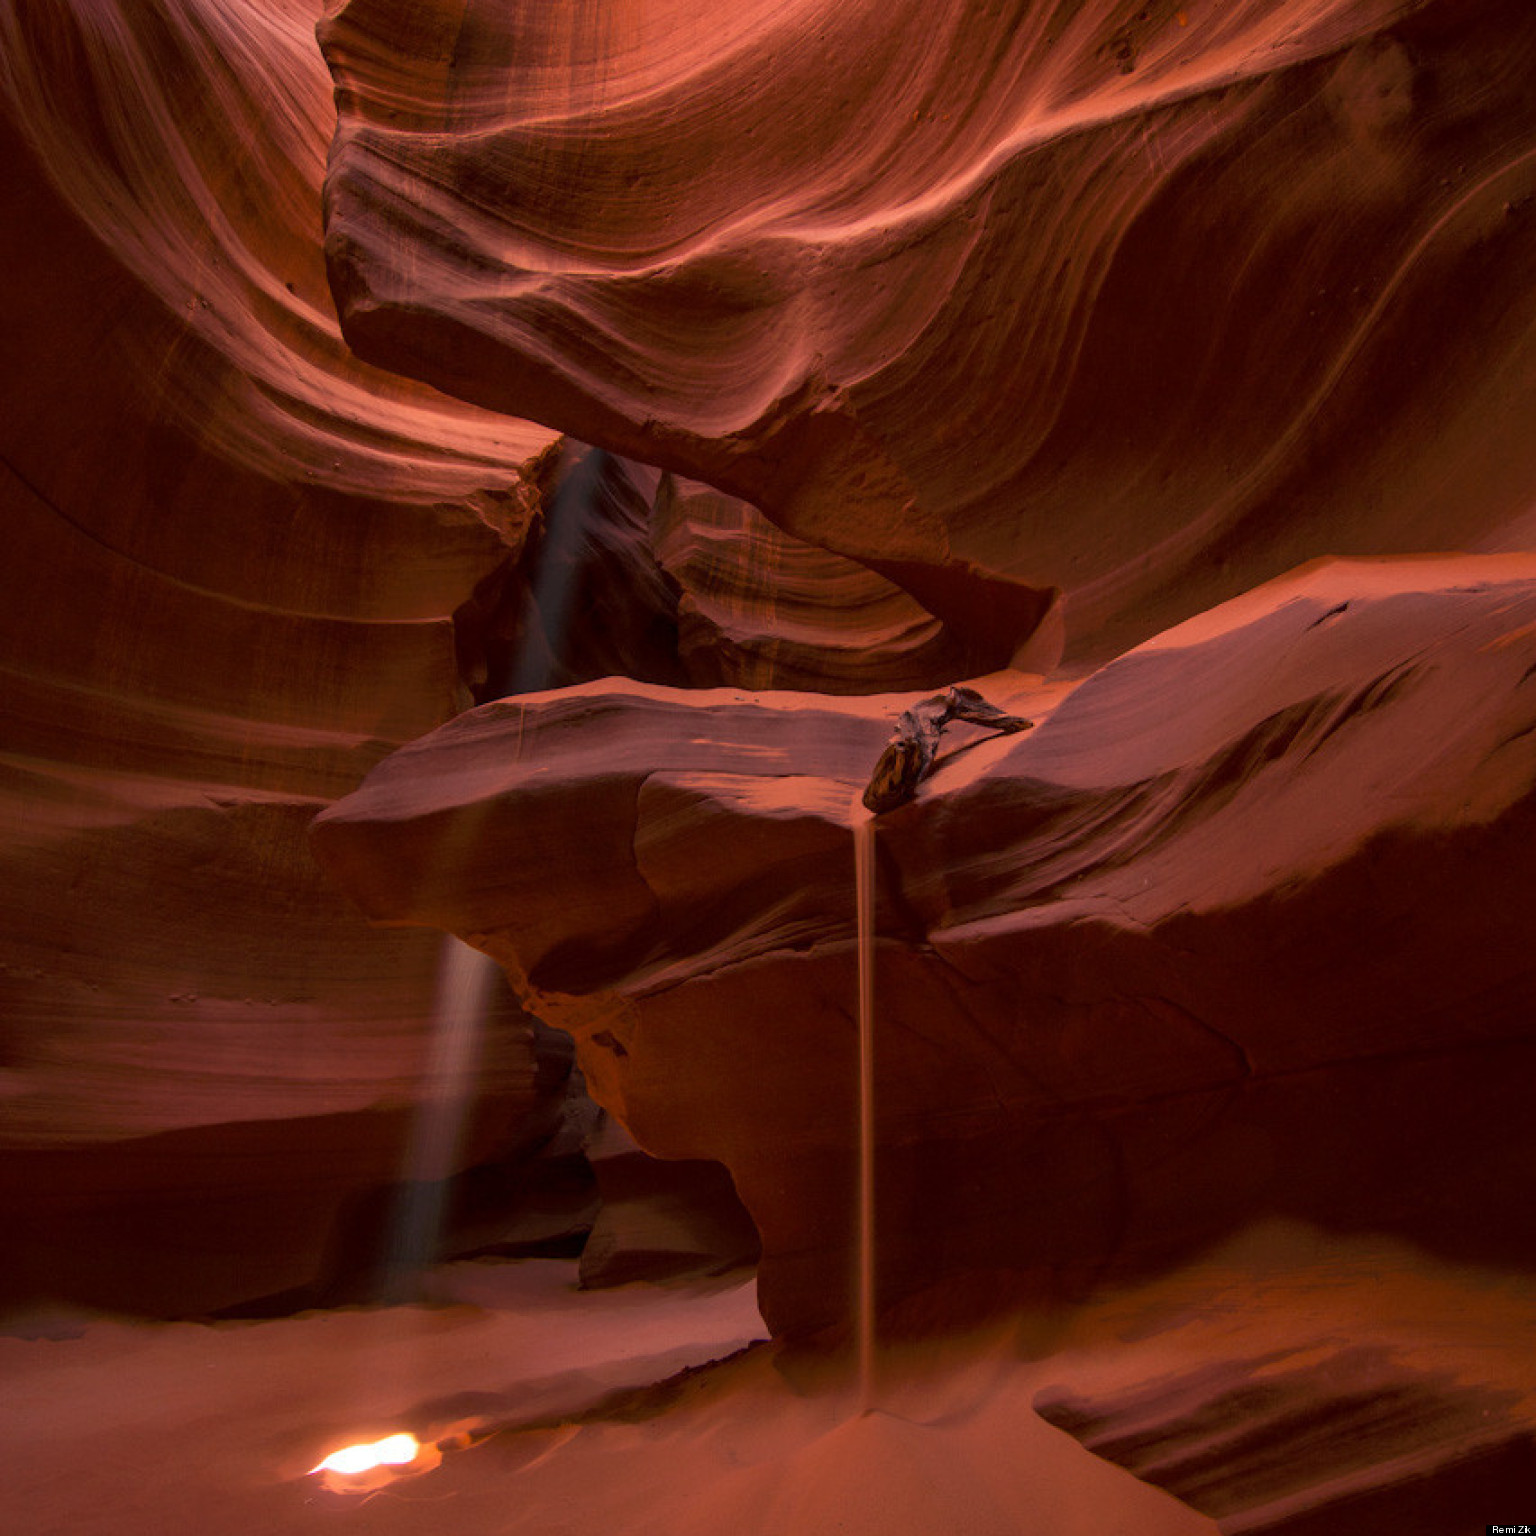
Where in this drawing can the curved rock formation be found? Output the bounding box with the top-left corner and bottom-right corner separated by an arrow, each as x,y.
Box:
2,0 -> 1004,1310
7,0 -> 1536,1525
654,477 -> 1033,690
0,0 -> 568,1313
321,0 -> 1536,660
1037,1338 -> 1536,1534
485,450 -> 1037,698
314,554 -> 1536,1339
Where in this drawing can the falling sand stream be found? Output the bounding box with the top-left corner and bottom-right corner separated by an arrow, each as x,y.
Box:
852,805 -> 878,1412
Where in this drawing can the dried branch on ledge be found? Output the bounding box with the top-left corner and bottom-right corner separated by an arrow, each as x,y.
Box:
862,686 -> 1033,813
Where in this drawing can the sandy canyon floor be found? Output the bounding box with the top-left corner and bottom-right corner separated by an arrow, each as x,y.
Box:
6,1224 -> 1534,1536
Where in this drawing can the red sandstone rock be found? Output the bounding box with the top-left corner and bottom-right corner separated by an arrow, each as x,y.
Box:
1036,1339 -> 1536,1534
320,0 -> 1536,661
578,1115 -> 761,1290
481,447 -> 1043,699
314,554 -> 1536,1338
0,0 -> 565,1313
6,0 -> 1536,1524
655,476 -> 1034,689
2,0 -> 954,1311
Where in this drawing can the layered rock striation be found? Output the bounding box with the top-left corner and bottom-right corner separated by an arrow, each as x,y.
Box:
0,0 -> 1023,1311
11,0 -> 1536,1367
314,554 -> 1536,1338
478,448 -> 1016,699
321,0 -> 1536,660
0,0 -> 569,1313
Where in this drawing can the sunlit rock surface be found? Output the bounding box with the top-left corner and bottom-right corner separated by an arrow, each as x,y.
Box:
321,0 -> 1536,660
315,554 -> 1536,1339
0,0 -> 566,1312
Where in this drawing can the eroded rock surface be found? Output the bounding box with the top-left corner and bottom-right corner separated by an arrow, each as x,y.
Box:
654,477 -> 1036,690
321,0 -> 1536,659
477,449 -> 1018,699
314,555 -> 1536,1339
0,0 -> 567,1313
1036,1340 -> 1536,1534
3,0 -> 975,1309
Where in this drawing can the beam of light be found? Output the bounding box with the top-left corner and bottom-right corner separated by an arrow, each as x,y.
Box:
506,443 -> 607,694
382,938 -> 496,1301
381,444 -> 609,1301
310,1432 -> 422,1477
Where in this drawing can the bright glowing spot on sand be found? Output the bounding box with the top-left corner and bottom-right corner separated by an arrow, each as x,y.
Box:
310,1433 -> 421,1477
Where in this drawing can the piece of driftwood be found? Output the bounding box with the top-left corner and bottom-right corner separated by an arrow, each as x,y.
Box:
862,686 -> 1033,813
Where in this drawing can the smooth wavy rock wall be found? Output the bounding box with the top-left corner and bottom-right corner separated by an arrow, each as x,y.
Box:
0,0 -> 1023,1312
0,0 -> 566,1313
654,475 -> 1033,690
313,554 -> 1536,1339
1036,1328 -> 1536,1531
321,0 -> 1536,662
492,450 -> 1016,698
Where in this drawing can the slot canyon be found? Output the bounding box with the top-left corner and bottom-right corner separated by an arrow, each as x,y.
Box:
5,0 -> 1536,1530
